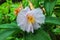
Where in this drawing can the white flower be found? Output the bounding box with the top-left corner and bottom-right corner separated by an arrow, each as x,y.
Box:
17,7 -> 45,33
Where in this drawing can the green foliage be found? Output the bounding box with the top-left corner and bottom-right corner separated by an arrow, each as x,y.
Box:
0,22 -> 17,28
30,0 -> 44,8
0,29 -> 15,40
30,0 -> 40,8
44,0 -> 57,16
25,29 -> 51,40
45,17 -> 60,25
54,4 -> 60,18
22,0 -> 29,8
0,0 -> 60,40
52,28 -> 60,34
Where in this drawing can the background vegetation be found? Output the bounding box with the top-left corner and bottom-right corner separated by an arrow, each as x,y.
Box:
0,0 -> 60,40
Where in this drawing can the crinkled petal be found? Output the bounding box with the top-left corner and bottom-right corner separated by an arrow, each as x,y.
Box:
17,7 -> 31,32
26,23 -> 34,33
17,9 -> 28,31
17,7 -> 45,33
33,22 -> 40,30
27,8 -> 45,24
36,16 -> 45,24
18,7 -> 30,16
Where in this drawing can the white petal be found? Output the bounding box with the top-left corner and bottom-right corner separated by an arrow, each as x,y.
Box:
33,22 -> 41,30
28,8 -> 43,15
27,8 -> 45,24
26,23 -> 34,33
17,7 -> 31,32
33,8 -> 45,24
30,24 -> 34,33
35,16 -> 45,24
17,10 -> 28,31
26,25 -> 31,33
18,7 -> 30,16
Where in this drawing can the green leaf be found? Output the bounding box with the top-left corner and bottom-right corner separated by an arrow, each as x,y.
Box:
52,28 -> 60,34
57,0 -> 60,4
25,29 -> 51,40
45,17 -> 60,25
0,29 -> 15,40
0,22 -> 18,29
22,0 -> 29,8
54,4 -> 60,18
30,0 -> 40,8
44,0 -> 57,16
0,13 -> 3,24
8,12 -> 16,22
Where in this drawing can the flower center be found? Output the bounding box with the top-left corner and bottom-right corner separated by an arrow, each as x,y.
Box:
26,14 -> 35,24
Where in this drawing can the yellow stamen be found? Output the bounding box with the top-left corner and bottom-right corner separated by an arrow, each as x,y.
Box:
26,14 -> 35,24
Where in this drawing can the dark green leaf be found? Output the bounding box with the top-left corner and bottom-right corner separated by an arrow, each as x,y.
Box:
45,17 -> 60,25
25,29 -> 51,40
0,29 -> 15,40
54,4 -> 60,18
44,0 -> 57,16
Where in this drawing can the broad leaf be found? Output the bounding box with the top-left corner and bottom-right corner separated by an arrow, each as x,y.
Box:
0,29 -> 15,40
25,29 -> 51,40
45,17 -> 60,25
44,0 -> 57,16
0,22 -> 18,29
